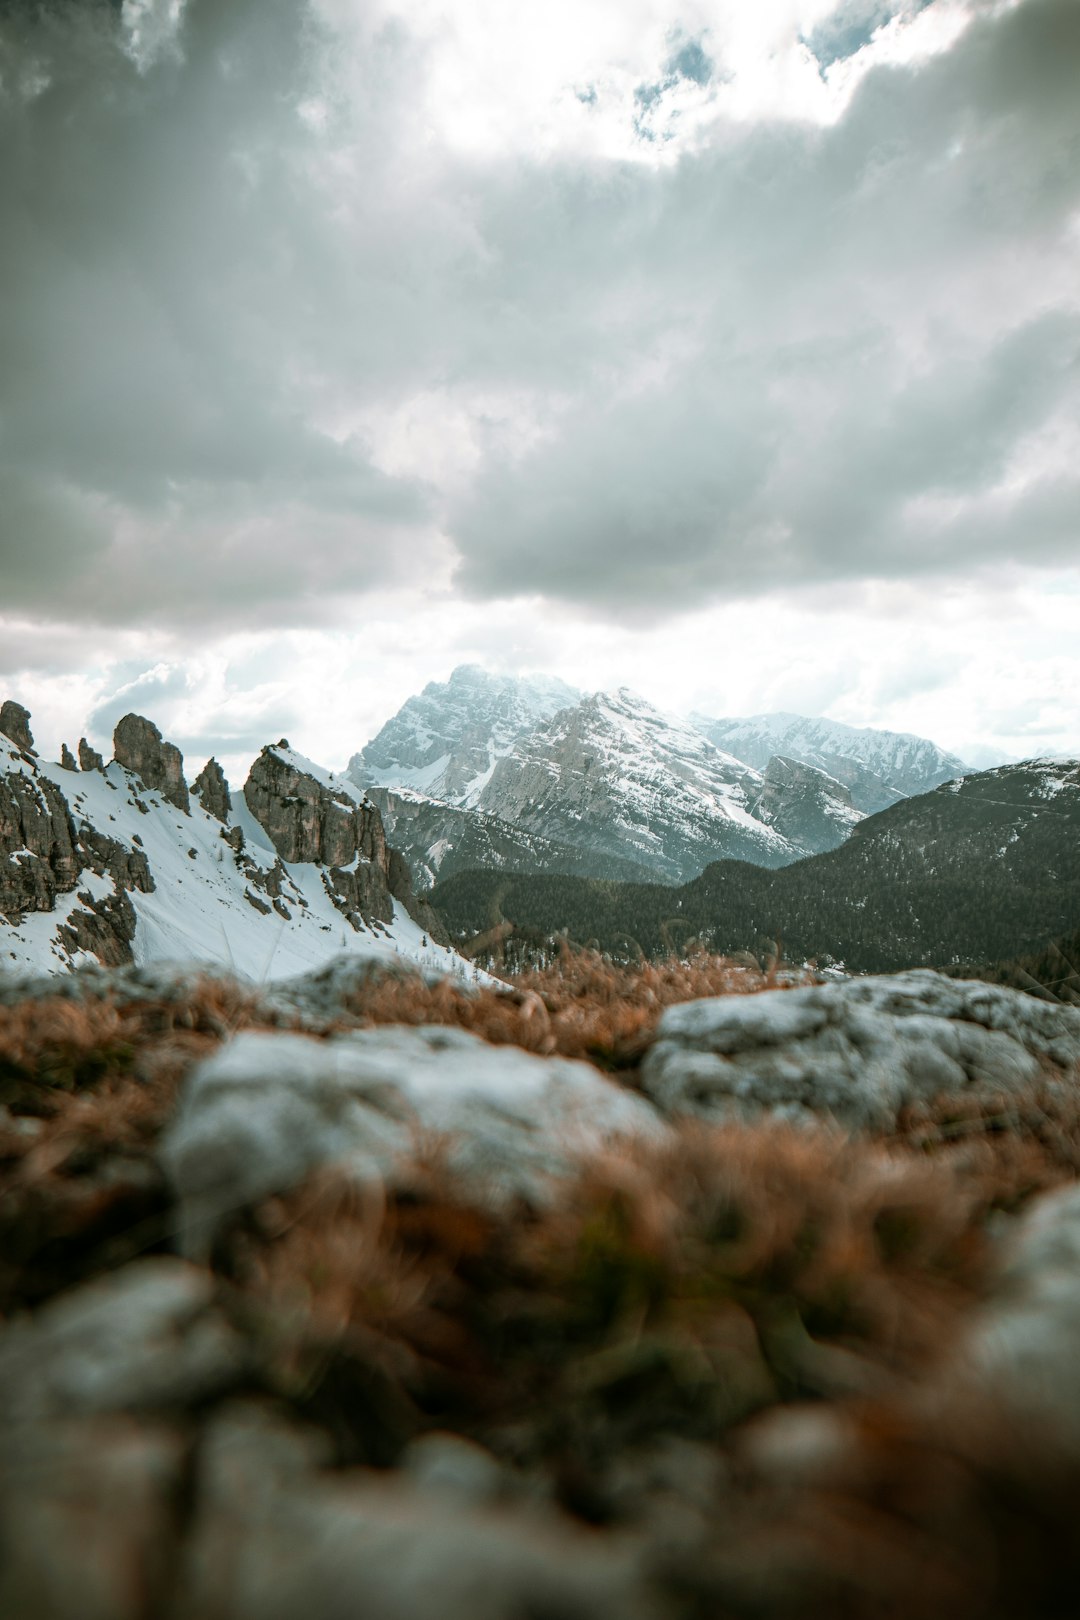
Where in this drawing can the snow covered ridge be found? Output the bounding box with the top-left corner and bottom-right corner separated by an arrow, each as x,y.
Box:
349,669 -> 872,887
0,706 -> 464,982
691,710 -> 970,814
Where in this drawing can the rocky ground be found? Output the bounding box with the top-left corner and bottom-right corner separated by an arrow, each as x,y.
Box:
4,952 -> 1080,1618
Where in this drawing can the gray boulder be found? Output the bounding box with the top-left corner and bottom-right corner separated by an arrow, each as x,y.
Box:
161,1024 -> 667,1255
176,1403 -> 662,1620
641,969 -> 1080,1131
0,1259 -> 247,1425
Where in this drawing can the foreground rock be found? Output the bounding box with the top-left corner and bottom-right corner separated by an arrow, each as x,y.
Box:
642,969 -> 1080,1131
177,1403 -> 662,1620
0,1259 -> 247,1424
162,1024 -> 667,1254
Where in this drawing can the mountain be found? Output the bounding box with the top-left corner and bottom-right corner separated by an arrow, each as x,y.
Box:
0,705 -> 461,982
367,786 -> 660,890
432,756 -> 1080,975
473,687 -> 806,882
692,711 -> 968,814
349,665 -> 581,806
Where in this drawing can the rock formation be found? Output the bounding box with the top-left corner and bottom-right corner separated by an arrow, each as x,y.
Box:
0,701 -> 34,754
113,713 -> 190,812
0,767 -> 81,921
244,744 -> 447,943
191,758 -> 230,824
642,969 -> 1080,1131
78,737 -> 104,772
59,744 -> 78,771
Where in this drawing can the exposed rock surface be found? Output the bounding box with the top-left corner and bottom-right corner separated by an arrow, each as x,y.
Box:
350,663 -> 581,805
78,737 -> 104,772
192,758 -> 231,823
369,784 -> 658,891
642,969 -> 1080,1131
754,755 -> 862,854
0,1259 -> 247,1425
60,742 -> 78,771
244,744 -> 448,943
0,699 -> 35,753
0,749 -> 81,920
955,1183 -> 1080,1459
161,1024 -> 667,1254
113,712 -> 190,812
176,1403 -> 662,1620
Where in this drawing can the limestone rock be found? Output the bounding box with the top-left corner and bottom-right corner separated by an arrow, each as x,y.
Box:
0,760 -> 81,921
160,1024 -> 667,1255
0,1417 -> 185,1620
641,969 -> 1080,1131
79,737 -> 105,772
244,744 -> 448,942
113,712 -> 190,812
175,1402 -> 663,1620
60,742 -> 78,771
0,699 -> 34,753
245,745 -> 386,869
0,1258 -> 247,1425
953,1184 -> 1080,1461
754,754 -> 862,854
192,757 -> 231,823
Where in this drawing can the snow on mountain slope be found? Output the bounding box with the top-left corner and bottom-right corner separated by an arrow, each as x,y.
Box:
0,728 -> 467,984
477,688 -> 800,883
692,712 -> 968,814
349,665 -> 581,806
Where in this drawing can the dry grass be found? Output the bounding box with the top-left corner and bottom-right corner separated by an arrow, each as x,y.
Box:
338,950 -> 783,1066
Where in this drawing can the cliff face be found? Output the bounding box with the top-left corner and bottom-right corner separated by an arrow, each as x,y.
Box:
0,770 -> 81,921
243,746 -> 448,944
113,714 -> 190,812
191,759 -> 230,824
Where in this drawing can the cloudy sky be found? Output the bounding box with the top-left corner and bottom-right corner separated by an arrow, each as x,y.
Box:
1,0 -> 1077,781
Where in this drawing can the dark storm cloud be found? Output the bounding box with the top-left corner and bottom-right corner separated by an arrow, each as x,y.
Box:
450,0 -> 1080,613
0,0 -> 434,628
1,0 -> 1078,635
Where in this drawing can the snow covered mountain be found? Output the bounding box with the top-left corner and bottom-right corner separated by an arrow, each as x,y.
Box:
0,704 -> 461,983
474,688 -> 803,883
692,712 -> 968,814
352,676 -> 868,885
367,786 -> 660,890
349,665 -> 581,806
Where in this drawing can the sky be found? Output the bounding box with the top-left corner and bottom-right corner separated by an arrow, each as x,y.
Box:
0,0 -> 1077,783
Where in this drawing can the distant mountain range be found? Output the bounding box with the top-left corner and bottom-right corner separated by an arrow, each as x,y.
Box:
349,667 -> 968,888
431,756 -> 1080,975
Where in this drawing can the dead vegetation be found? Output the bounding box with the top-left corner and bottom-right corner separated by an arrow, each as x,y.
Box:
3,954 -> 1080,1615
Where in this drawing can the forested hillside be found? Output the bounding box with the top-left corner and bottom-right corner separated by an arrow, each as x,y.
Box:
433,759 -> 1080,973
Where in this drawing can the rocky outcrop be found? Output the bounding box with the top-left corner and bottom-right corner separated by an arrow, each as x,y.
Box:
78,738 -> 104,772
78,826 -> 154,895
162,1025 -> 666,1256
755,755 -> 862,855
244,746 -> 448,942
0,700 -> 34,754
191,759 -> 230,823
642,969 -> 1080,1131
113,714 -> 190,813
57,889 -> 139,968
59,744 -> 78,772
0,767 -> 81,921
